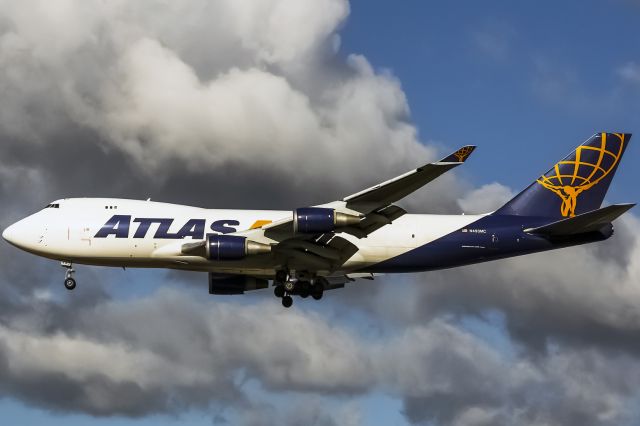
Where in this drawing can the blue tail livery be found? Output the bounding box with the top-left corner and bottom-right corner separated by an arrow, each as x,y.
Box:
496,133 -> 631,218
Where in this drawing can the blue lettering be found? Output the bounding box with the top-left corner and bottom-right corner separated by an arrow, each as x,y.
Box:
133,218 -> 166,238
94,215 -> 131,238
133,218 -> 204,239
95,217 -> 238,239
211,220 -> 239,234
176,219 -> 206,239
153,219 -> 181,239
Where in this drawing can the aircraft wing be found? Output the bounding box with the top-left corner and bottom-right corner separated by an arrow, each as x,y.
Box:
257,144 -> 475,238
342,145 -> 476,213
231,145 -> 476,273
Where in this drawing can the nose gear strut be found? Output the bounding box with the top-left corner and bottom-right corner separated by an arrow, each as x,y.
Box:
61,261 -> 76,290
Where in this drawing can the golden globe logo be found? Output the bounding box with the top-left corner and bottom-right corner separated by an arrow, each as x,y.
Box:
536,133 -> 625,217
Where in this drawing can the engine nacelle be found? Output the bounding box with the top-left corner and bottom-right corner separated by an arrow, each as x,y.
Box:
293,207 -> 361,233
206,235 -> 271,260
208,273 -> 268,295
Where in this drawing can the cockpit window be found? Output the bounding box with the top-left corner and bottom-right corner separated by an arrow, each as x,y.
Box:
45,203 -> 60,209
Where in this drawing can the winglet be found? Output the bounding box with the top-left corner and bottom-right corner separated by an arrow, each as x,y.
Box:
438,145 -> 476,163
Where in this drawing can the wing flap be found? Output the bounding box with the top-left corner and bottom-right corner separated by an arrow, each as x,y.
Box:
340,204 -> 407,238
273,234 -> 359,272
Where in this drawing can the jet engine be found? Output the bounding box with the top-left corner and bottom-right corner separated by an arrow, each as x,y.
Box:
293,207 -> 361,233
207,235 -> 271,260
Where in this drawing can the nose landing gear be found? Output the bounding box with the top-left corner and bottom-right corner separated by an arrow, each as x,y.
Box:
61,261 -> 76,290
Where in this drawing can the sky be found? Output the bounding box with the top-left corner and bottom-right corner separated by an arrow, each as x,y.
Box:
0,1 -> 639,425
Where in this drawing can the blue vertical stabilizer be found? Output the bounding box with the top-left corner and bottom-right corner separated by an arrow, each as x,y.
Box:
495,133 -> 631,218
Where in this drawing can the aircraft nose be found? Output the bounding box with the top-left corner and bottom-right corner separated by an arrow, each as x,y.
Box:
2,223 -> 15,244
3,216 -> 45,252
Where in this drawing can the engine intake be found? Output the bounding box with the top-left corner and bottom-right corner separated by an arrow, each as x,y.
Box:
207,235 -> 271,260
293,207 -> 361,233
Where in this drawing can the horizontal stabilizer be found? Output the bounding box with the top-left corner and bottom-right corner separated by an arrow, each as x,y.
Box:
524,203 -> 635,236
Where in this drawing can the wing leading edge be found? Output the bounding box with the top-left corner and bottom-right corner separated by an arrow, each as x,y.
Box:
342,145 -> 476,214
256,144 -> 476,238
176,145 -> 476,284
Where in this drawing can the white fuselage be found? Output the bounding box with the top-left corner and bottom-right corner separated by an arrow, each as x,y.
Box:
3,198 -> 483,276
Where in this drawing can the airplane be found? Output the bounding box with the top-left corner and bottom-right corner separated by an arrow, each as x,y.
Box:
2,132 -> 635,308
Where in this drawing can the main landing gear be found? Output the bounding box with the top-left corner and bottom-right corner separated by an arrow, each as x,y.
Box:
61,261 -> 76,290
273,270 -> 325,308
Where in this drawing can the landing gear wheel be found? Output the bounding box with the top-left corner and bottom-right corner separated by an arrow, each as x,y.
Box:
282,295 -> 293,308
64,277 -> 76,291
61,261 -> 76,291
297,281 -> 310,298
284,281 -> 295,293
311,282 -> 324,300
274,285 -> 284,298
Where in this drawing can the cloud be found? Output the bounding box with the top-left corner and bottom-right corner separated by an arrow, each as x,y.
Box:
530,56 -> 590,111
471,23 -> 516,62
3,289 -> 638,425
237,397 -> 363,426
457,182 -> 514,214
0,292 -> 375,416
399,213 -> 640,354
617,62 -> 640,85
0,0 -> 443,208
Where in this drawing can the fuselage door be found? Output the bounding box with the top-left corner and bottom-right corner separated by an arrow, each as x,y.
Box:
68,225 -> 92,246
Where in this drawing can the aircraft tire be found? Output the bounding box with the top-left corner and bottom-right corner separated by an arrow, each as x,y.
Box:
64,277 -> 76,290
284,281 -> 295,293
282,295 -> 293,308
298,281 -> 310,298
311,281 -> 324,300
274,285 -> 284,298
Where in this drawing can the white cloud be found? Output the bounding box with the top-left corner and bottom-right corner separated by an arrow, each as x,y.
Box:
617,62 -> 640,84
471,25 -> 514,62
457,182 -> 514,213
0,0 -> 437,196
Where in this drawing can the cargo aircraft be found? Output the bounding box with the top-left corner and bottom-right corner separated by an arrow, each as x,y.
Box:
2,133 -> 635,307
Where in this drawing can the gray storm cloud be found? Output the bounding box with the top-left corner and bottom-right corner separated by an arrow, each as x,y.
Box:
0,1 -> 639,425
0,0 -> 440,205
